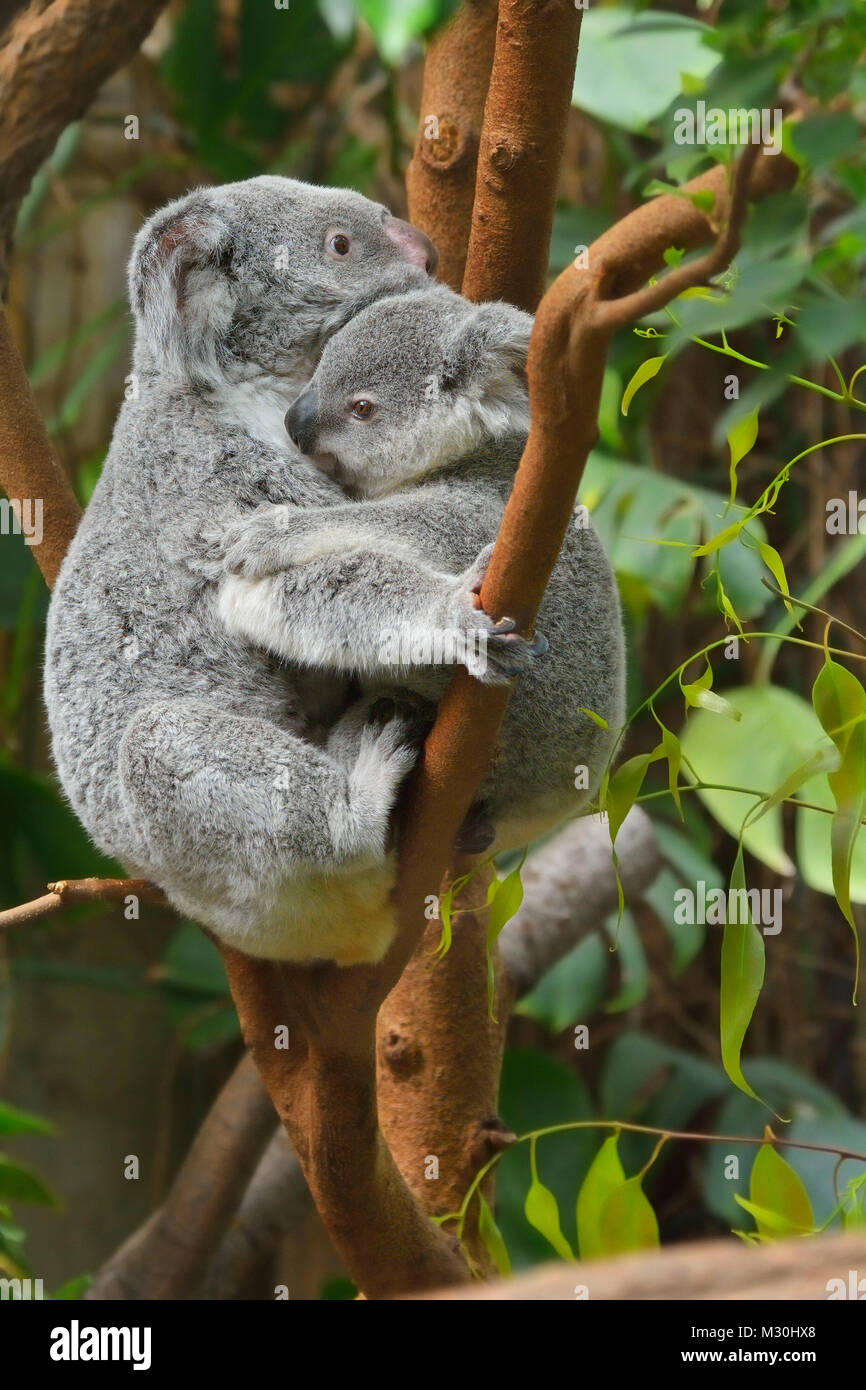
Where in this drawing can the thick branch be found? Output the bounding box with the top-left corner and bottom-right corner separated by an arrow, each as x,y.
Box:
461,0 -> 582,310
417,1230 -> 866,1300
200,1126 -> 310,1301
405,0 -> 498,292
0,0 -> 167,284
219,947 -> 468,1296
377,861 -> 512,1269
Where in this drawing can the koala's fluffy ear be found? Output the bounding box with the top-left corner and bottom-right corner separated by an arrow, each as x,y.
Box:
440,303 -> 533,396
128,196 -> 236,383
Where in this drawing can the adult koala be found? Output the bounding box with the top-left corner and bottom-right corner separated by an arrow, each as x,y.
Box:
44,176 -> 451,966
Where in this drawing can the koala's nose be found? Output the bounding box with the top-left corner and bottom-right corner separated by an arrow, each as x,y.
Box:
285,388 -> 320,455
383,215 -> 439,277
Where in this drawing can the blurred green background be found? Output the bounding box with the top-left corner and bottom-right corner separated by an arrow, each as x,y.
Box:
1,0 -> 865,1294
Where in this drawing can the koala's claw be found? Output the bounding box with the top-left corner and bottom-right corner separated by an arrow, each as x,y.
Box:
477,620 -> 549,684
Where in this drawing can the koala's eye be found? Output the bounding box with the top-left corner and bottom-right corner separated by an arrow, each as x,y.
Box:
327,232 -> 351,258
350,399 -> 377,421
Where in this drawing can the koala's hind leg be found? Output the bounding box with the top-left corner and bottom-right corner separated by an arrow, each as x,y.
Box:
117,696 -> 419,961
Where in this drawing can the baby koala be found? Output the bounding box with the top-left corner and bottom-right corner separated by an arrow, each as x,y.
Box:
218,284 -> 625,850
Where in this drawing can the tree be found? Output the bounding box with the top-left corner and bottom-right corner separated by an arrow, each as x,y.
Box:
1,0 -> 864,1299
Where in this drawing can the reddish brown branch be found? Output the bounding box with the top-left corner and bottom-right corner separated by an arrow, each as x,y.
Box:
461,0 -> 583,311
405,0 -> 498,293
0,0 -> 167,285
0,307 -> 81,588
218,946 -> 468,1296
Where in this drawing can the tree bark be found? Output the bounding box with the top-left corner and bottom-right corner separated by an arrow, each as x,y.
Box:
404,0 -> 498,293
0,0 -> 167,289
416,1229 -> 866,1300
461,0 -> 583,311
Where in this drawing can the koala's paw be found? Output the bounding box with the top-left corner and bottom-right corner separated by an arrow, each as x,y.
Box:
453,547 -> 548,686
353,694 -> 431,792
364,694 -> 433,750
219,506 -> 298,579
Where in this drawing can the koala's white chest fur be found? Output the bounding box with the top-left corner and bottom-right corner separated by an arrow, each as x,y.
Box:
214,376 -> 300,454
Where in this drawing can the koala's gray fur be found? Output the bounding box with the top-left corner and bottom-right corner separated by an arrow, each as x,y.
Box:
217,283 -> 626,850
44,175 -> 441,966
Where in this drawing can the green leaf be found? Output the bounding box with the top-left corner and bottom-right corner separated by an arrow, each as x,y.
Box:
604,751 -> 658,845
733,1194 -> 798,1236
160,923 -> 229,997
572,10 -> 719,134
726,408 -> 759,507
486,861 -> 525,1014
52,1274 -> 92,1301
515,935 -> 609,1032
812,660 -> 866,982
477,1194 -> 511,1277
0,1155 -> 61,1208
681,659 -> 741,721
598,1176 -> 660,1255
577,1135 -> 626,1260
653,718 -> 683,818
486,866 -> 524,946
437,882 -> 454,958
747,1143 -> 814,1237
356,0 -> 455,63
681,684 -> 836,877
754,540 -> 792,612
0,1102 -> 52,1138
719,848 -> 766,1104
790,113 -> 861,172
524,1139 -> 574,1261
621,355 -> 665,416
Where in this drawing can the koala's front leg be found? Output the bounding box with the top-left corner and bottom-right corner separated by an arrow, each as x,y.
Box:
219,541 -> 544,686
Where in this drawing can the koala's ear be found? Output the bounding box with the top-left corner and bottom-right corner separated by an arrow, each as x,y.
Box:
128,197 -> 236,380
440,304 -> 533,395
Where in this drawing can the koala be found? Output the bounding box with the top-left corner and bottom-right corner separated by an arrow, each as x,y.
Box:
216,283 -> 626,851
43,175 -> 445,966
